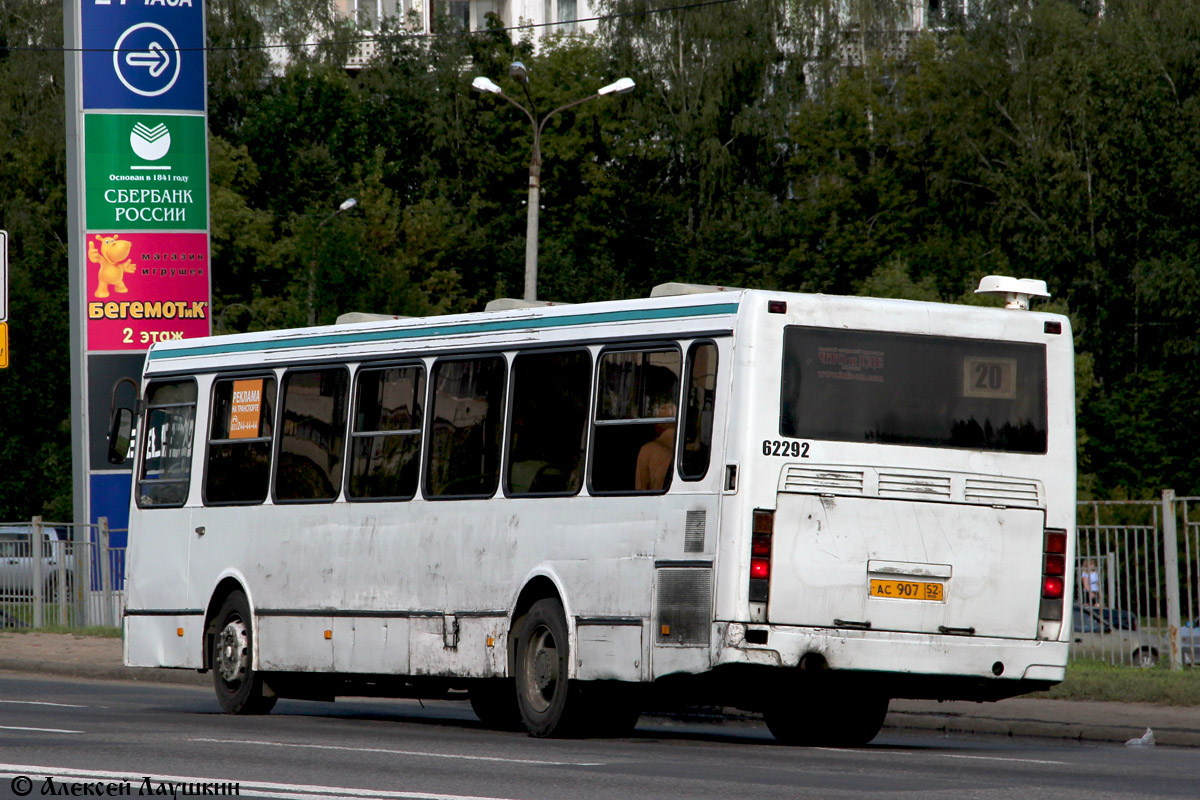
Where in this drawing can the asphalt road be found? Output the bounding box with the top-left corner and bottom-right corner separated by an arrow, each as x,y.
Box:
0,675 -> 1196,800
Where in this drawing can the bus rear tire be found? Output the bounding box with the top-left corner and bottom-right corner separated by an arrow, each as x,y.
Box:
764,690 -> 888,747
212,590 -> 277,715
514,599 -> 583,737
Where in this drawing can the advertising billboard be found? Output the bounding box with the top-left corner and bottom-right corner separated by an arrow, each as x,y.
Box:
84,113 -> 208,231
84,232 -> 210,351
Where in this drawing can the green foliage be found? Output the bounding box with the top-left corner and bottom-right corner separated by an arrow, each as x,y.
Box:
5,0 -> 1200,516
0,0 -> 71,520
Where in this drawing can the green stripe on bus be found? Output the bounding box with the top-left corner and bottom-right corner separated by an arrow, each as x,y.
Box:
149,302 -> 741,361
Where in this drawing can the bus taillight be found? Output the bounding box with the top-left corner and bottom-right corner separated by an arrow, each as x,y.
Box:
1040,528 -> 1068,620
750,510 -> 774,602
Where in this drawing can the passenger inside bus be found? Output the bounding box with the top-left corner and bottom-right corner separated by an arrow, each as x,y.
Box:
635,401 -> 676,491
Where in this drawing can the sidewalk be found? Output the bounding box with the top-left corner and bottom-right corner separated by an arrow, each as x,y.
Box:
2,632 -> 1197,746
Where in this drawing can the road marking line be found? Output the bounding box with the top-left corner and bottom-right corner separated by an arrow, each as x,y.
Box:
189,737 -> 604,767
0,725 -> 83,734
0,765 -> 522,800
0,699 -> 87,708
935,753 -> 1069,765
816,747 -> 1067,766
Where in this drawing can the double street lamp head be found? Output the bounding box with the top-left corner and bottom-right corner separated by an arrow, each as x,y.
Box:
470,65 -> 635,302
471,68 -> 635,101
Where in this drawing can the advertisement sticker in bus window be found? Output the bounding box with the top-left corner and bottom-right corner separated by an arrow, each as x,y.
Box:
962,357 -> 1017,400
816,347 -> 884,383
229,379 -> 264,439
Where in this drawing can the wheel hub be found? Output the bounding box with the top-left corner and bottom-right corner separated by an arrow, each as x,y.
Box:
533,647 -> 554,691
216,619 -> 249,684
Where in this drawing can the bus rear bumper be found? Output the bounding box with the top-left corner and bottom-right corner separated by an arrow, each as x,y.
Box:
714,621 -> 1067,696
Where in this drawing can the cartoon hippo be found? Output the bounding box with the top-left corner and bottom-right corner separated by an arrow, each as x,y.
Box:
88,234 -> 136,298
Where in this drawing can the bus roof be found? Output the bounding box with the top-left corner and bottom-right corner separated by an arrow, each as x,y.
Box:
145,286 -> 1066,375
145,289 -> 747,373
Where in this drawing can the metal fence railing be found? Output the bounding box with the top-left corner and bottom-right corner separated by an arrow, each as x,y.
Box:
1075,492 -> 1198,669
0,516 -> 126,630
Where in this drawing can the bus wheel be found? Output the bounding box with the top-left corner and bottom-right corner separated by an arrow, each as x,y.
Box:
1135,648 -> 1158,668
212,591 -> 277,715
468,679 -> 523,730
765,691 -> 888,747
515,599 -> 581,737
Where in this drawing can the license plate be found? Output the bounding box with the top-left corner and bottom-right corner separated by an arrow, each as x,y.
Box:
869,578 -> 944,601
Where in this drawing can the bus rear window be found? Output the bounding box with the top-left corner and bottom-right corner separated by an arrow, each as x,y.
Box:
780,327 -> 1047,453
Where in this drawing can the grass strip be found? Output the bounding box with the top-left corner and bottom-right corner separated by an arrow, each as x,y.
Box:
1034,659 -> 1200,706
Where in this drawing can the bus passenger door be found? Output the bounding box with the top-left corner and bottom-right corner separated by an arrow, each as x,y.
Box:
125,378 -> 200,669
647,339 -> 727,679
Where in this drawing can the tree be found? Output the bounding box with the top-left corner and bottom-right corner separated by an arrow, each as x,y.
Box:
0,0 -> 72,519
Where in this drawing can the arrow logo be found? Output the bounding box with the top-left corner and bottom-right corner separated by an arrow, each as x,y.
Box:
125,41 -> 170,78
112,22 -> 181,98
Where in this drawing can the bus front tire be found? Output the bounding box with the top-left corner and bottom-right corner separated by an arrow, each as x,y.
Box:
514,599 -> 583,737
211,591 -> 277,715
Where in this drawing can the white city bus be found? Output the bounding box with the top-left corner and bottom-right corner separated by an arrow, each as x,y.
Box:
111,279 -> 1075,744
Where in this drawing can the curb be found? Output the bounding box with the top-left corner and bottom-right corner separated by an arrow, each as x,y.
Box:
884,707 -> 1200,748
0,660 -> 208,687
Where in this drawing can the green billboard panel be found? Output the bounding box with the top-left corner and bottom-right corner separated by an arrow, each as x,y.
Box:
85,113 -> 208,231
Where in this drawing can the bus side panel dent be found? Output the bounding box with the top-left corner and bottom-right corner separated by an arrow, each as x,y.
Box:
125,615 -> 195,668
1021,664 -> 1065,682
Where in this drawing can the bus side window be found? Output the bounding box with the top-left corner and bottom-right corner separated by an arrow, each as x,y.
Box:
349,365 -> 424,500
505,349 -> 591,496
205,376 -> 277,505
275,367 -> 349,503
137,380 -> 198,508
425,356 -> 506,498
590,347 -> 681,495
679,342 -> 718,481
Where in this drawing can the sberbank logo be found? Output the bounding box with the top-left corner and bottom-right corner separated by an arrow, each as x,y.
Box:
130,122 -> 171,161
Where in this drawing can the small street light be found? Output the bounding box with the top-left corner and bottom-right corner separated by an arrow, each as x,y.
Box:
472,66 -> 634,302
308,197 -> 357,326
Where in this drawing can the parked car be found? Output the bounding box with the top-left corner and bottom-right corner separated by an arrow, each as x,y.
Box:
1094,607 -> 1139,631
0,526 -> 74,598
1070,605 -> 1159,667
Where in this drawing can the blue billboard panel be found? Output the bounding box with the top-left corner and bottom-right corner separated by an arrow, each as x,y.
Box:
81,0 -> 206,111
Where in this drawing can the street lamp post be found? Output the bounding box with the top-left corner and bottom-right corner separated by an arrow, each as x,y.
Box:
307,197 -> 357,326
473,66 -> 634,302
